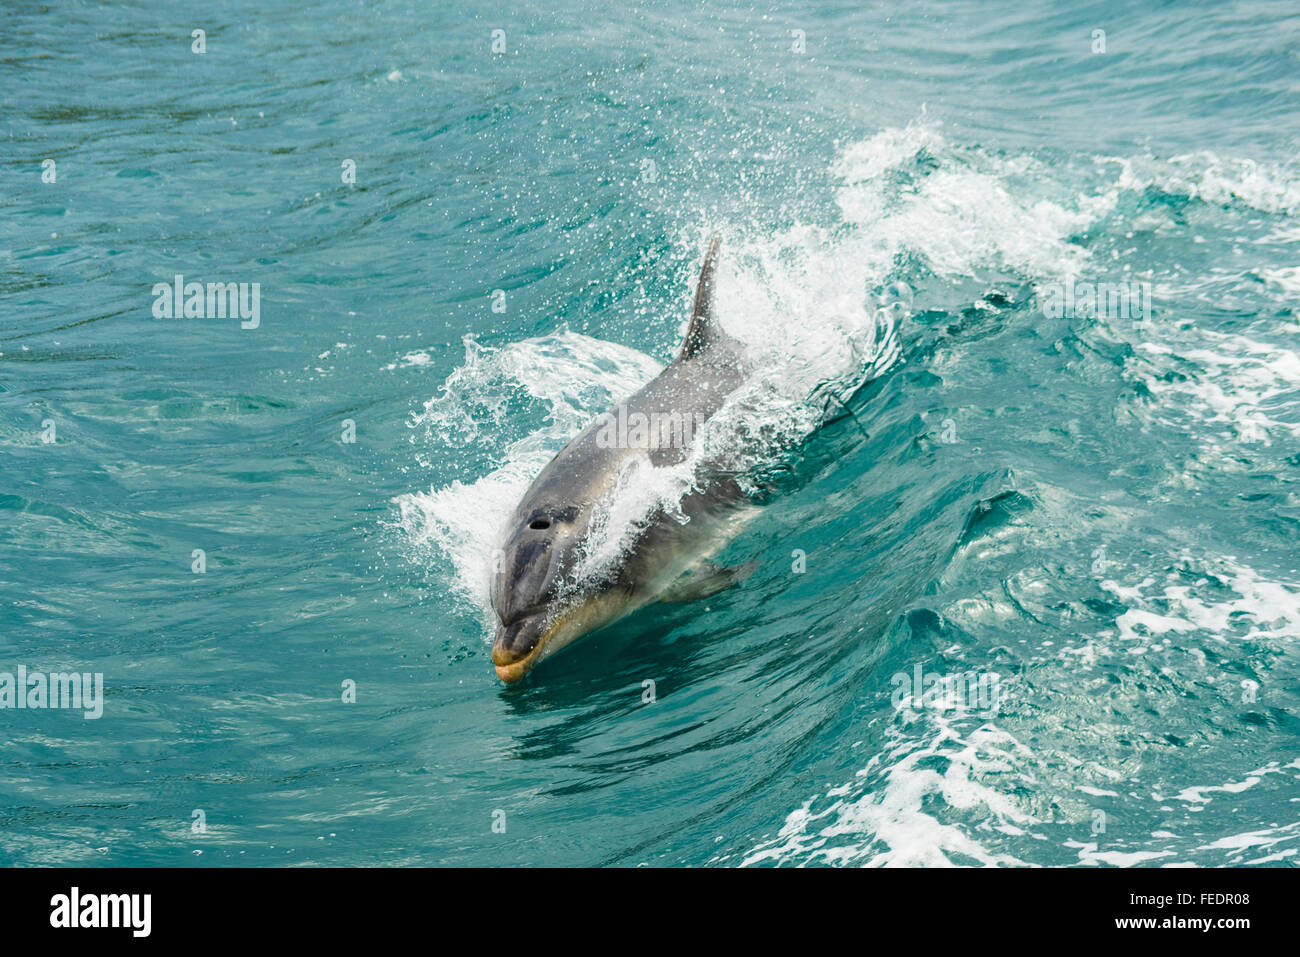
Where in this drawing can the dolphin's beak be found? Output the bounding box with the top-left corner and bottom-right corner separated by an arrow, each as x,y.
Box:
492,614 -> 554,684
491,596 -> 614,683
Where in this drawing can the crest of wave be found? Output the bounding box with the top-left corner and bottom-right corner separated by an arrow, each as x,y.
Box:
398,117 -> 1146,620
394,221 -> 907,621
830,119 -> 1101,282
741,716 -> 1037,867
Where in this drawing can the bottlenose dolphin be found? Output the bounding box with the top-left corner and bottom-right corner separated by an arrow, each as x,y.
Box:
491,234 -> 756,682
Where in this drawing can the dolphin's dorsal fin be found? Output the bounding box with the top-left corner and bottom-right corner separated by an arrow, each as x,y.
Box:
677,233 -> 725,362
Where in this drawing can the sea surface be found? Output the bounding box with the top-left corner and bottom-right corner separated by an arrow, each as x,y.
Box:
2,1 -> 1299,866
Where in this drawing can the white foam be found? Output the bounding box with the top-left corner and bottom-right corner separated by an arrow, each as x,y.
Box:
1155,151 -> 1300,216
1259,266 -> 1300,296
1198,821 -> 1300,852
1135,330 -> 1300,447
831,120 -> 1096,281
1173,777 -> 1261,805
741,717 -> 1036,867
393,330 -> 663,616
1101,557 -> 1300,646
1065,842 -> 1175,867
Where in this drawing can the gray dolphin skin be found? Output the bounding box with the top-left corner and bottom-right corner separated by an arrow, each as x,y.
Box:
490,234 -> 755,682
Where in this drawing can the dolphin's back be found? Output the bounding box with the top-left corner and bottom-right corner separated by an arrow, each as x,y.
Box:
516,340 -> 745,517
513,232 -> 744,516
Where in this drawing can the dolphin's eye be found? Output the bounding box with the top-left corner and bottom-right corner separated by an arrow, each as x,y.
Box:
529,518 -> 551,530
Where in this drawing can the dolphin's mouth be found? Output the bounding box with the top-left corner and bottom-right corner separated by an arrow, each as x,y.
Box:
492,614 -> 555,684
491,594 -> 618,683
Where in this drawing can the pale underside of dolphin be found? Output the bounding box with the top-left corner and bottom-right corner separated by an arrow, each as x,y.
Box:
490,234 -> 757,683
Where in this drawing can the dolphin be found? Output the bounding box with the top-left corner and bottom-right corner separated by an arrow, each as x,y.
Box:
490,234 -> 757,683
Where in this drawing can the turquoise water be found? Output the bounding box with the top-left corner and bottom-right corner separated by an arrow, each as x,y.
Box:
2,1 -> 1299,866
